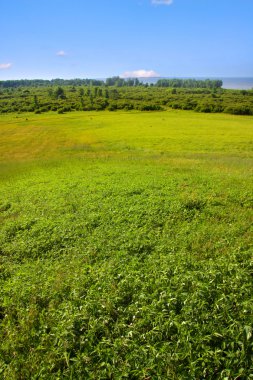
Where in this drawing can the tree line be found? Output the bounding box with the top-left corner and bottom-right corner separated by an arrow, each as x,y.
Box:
0,77 -> 222,89
156,79 -> 223,89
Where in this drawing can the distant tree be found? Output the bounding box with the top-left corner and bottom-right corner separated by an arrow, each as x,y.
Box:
106,76 -> 125,87
79,88 -> 84,96
80,97 -> 85,110
54,86 -> 66,99
33,95 -> 39,109
110,89 -> 119,100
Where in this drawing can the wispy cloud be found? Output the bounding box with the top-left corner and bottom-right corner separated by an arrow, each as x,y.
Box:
0,63 -> 12,70
56,50 -> 67,57
122,69 -> 160,78
151,0 -> 173,5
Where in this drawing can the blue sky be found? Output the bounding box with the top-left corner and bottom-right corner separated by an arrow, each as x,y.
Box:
1,0 -> 253,79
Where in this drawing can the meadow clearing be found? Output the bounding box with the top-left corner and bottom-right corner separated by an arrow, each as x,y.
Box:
0,110 -> 252,379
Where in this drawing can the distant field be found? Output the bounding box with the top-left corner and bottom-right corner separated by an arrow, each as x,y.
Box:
0,110 -> 252,379
0,110 -> 252,162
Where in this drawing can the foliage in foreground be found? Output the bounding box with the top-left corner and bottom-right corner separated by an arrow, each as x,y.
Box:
0,111 -> 252,379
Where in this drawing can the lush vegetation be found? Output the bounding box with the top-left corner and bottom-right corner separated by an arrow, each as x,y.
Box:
0,110 -> 252,379
0,78 -> 252,116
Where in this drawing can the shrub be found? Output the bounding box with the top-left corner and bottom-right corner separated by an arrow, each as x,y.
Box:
139,104 -> 163,111
224,106 -> 253,115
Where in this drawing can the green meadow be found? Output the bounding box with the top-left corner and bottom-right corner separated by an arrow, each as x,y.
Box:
0,110 -> 252,379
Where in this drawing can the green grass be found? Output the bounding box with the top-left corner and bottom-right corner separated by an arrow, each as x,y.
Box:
0,110 -> 252,379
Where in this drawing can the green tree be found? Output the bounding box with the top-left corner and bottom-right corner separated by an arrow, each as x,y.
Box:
79,88 -> 84,96
33,95 -> 39,109
54,86 -> 66,99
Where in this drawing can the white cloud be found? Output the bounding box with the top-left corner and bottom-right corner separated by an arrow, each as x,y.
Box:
0,63 -> 12,70
56,50 -> 67,57
122,69 -> 160,78
151,0 -> 173,5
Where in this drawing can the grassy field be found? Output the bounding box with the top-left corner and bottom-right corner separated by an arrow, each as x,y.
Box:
0,110 -> 252,379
